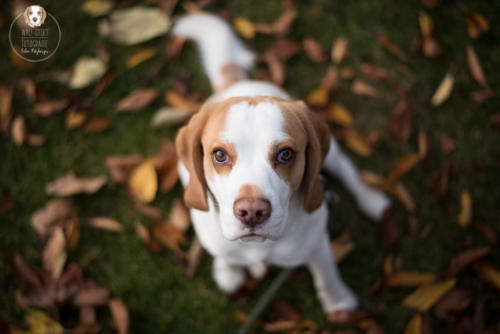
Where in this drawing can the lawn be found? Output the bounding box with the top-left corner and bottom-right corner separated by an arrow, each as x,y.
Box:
1,0 -> 500,333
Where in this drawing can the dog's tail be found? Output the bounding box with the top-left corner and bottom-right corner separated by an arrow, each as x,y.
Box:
172,13 -> 255,92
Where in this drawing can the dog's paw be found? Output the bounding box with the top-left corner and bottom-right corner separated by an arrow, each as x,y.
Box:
357,187 -> 391,222
319,286 -> 358,313
213,258 -> 245,294
248,262 -> 267,280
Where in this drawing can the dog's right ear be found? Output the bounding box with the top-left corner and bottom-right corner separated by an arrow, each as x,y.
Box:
23,6 -> 30,27
175,102 -> 216,211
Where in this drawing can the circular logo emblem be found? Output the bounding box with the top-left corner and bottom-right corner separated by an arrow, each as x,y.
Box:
9,5 -> 61,62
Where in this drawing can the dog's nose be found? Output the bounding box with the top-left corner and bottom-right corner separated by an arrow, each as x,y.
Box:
233,198 -> 271,227
33,17 -> 38,22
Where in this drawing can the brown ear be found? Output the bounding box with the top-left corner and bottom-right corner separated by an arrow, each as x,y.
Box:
175,103 -> 214,211
23,7 -> 30,25
290,101 -> 331,212
41,8 -> 47,24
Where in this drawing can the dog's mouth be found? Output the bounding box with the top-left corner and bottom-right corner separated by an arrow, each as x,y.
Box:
235,228 -> 268,243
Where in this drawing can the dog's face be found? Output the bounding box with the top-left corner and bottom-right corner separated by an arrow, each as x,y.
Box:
24,5 -> 46,28
176,97 -> 330,242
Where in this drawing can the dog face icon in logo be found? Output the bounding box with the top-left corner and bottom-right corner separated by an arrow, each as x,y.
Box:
23,5 -> 47,28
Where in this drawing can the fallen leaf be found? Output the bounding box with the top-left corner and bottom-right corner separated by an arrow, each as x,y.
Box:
393,182 -> 415,212
263,50 -> 285,85
170,199 -> 190,232
340,67 -> 356,80
388,99 -> 413,142
74,286 -> 110,306
377,33 -> 407,61
109,6 -> 170,45
387,154 -> 420,184
429,158 -> 453,201
402,279 -> 456,311
88,217 -> 124,232
380,209 -> 399,247
321,66 -> 339,93
331,36 -> 348,64
433,288 -> 471,318
408,215 -> 419,236
331,230 -> 355,263
134,202 -> 163,221
470,88 -> 495,105
106,154 -> 143,183
359,170 -> 386,189
457,190 -> 472,228
344,130 -> 372,157
360,63 -> 389,81
127,47 -> 157,68
440,135 -> 455,154
419,11 -> 434,36
82,0 -> 113,16
109,298 -> 129,334
115,88 -> 158,112
18,78 -> 36,102
42,227 -> 67,279
65,109 -> 88,129
0,84 -> 13,134
387,271 -> 437,287
475,262 -> 500,291
84,116 -> 111,133
155,140 -> 179,192
448,247 -> 490,276
165,91 -> 200,113
27,134 -> 45,147
150,107 -> 190,128
328,310 -> 375,324
186,237 -> 203,278
254,2 -> 296,36
418,129 -> 429,159
233,17 -> 255,39
431,73 -> 454,106
306,87 -> 329,107
69,57 -> 107,89
267,38 -> 301,61
129,158 -> 158,203
11,116 -> 27,146
352,79 -> 378,97
475,221 -> 497,244
31,199 -> 74,238
466,45 -> 488,88
135,222 -> 161,252
46,172 -> 107,197
328,103 -> 353,127
33,99 -> 69,117
25,309 -> 63,334
467,13 -> 489,39
303,38 -> 325,63
153,219 -> 186,252
9,252 -> 41,288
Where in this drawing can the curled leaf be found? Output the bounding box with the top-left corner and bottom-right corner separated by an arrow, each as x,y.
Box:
115,88 -> 158,112
129,158 -> 158,203
109,298 -> 129,334
457,190 -> 472,228
331,36 -> 348,64
42,227 -> 67,279
303,38 -> 325,63
88,217 -> 124,232
431,73 -> 454,106
46,172 -> 107,197
69,57 -> 107,89
466,45 -> 488,88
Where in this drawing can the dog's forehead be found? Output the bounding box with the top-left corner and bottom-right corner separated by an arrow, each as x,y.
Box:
220,100 -> 288,146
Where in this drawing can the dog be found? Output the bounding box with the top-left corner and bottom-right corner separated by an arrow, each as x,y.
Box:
173,13 -> 390,313
23,5 -> 47,28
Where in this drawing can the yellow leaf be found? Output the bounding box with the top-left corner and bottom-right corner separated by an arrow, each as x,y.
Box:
127,47 -> 156,68
328,103 -> 353,127
457,190 -> 472,228
387,154 -> 420,184
419,11 -> 434,36
386,271 -> 437,287
82,0 -> 113,17
475,262 -> 500,291
233,17 -> 255,39
26,309 -> 63,334
345,130 -> 372,157
402,279 -> 456,311
129,158 -> 158,203
306,87 -> 329,106
405,314 -> 423,334
468,13 -> 489,39
431,73 -> 454,106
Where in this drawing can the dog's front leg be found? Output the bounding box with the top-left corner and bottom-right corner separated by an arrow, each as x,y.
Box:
213,257 -> 245,294
307,234 -> 358,313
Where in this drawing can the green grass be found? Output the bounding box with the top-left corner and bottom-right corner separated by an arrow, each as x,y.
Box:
1,0 -> 500,333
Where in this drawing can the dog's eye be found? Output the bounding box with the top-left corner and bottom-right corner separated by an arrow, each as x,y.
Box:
38,11 -> 41,14
276,148 -> 294,164
212,149 -> 229,164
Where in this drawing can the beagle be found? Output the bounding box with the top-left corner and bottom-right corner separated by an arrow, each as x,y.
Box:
24,5 -> 47,28
173,14 -> 390,313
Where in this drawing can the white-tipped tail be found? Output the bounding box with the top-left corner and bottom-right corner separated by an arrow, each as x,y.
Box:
172,13 -> 255,92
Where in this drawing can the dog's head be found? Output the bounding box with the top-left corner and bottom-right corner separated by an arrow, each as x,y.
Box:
176,97 -> 330,242
24,5 -> 47,28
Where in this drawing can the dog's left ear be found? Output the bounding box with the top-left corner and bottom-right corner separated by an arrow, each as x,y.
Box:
40,7 -> 47,24
288,101 -> 331,212
23,6 -> 30,26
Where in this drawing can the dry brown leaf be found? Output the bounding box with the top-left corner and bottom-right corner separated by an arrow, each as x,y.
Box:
387,154 -> 420,184
433,288 -> 471,318
431,73 -> 454,106
388,99 -> 413,143
360,63 -> 389,81
88,217 -> 124,232
475,221 -> 497,245
66,109 -> 88,129
393,182 -> 415,212
267,38 -> 301,61
27,134 -> 45,146
352,79 -> 378,97
170,199 -> 190,232
331,36 -> 348,64
470,88 -> 495,105
0,84 -> 13,134
468,13 -> 489,39
11,115 -> 27,146
84,116 -> 111,133
421,36 -> 445,58
328,103 -> 353,127
18,78 -> 36,103
233,17 -> 255,39
359,170 -> 386,189
31,199 -> 74,238
408,215 -> 419,236
377,33 -> 407,61
344,130 -> 372,157
109,298 -> 129,334
135,222 -> 162,252
418,129 -> 429,159
186,237 -> 203,278
129,158 -> 158,203
134,202 -> 163,221
380,210 -> 399,247
303,38 -> 326,63
419,11 -> 434,36
9,252 -> 42,288
127,47 -> 156,68
33,99 -> 69,117
165,91 -> 200,113
457,190 -> 472,228
331,230 -> 355,263
74,286 -> 110,306
429,158 -> 453,201
106,154 -> 143,183
440,135 -> 455,154
46,172 -> 107,197
305,87 -> 329,107
475,262 -> 500,291
448,246 -> 490,276
263,51 -> 285,85
156,140 -> 179,192
387,271 -> 436,287
254,1 -> 296,36
405,314 -> 423,334
42,227 -> 67,280
115,88 -> 158,112
65,214 -> 80,252
466,45 -> 488,88
150,107 -> 190,128
153,219 -> 186,252
340,67 -> 356,80
321,66 -> 339,93
402,279 -> 456,311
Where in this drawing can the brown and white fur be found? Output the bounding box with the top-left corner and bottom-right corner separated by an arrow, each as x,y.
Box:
173,13 -> 390,313
24,5 -> 47,28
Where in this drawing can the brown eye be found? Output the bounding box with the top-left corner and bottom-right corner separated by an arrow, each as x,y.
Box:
212,149 -> 229,164
38,11 -> 41,14
276,148 -> 294,164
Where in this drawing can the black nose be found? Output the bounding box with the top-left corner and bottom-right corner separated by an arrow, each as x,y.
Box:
33,17 -> 38,22
233,198 -> 271,227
